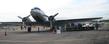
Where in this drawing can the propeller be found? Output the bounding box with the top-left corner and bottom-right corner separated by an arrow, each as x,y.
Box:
18,15 -> 31,30
48,13 -> 59,31
26,15 -> 30,18
52,13 -> 59,17
18,15 -> 30,22
18,16 -> 23,19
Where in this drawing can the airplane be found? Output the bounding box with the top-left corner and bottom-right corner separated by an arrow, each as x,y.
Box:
17,7 -> 103,32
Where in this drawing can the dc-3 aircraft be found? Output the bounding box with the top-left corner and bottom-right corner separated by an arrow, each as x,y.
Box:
16,7 -> 103,32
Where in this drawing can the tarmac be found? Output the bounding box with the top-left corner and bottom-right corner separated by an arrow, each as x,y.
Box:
0,30 -> 109,44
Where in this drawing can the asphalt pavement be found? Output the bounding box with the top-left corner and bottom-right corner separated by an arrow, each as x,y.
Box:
0,30 -> 109,44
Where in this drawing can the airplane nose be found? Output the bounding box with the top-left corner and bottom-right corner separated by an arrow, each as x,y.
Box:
32,7 -> 41,10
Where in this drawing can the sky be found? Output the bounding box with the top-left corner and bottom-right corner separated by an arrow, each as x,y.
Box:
0,0 -> 109,22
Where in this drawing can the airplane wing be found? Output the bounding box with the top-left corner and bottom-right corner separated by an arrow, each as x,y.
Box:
55,17 -> 103,24
0,17 -> 102,27
30,17 -> 103,26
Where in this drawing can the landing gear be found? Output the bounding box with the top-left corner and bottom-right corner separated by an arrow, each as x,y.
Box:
49,27 -> 55,32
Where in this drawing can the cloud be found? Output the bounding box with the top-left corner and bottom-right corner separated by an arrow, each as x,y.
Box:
32,0 -> 72,8
0,0 -> 109,21
55,0 -> 109,19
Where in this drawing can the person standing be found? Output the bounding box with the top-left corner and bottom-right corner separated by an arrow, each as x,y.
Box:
95,22 -> 99,30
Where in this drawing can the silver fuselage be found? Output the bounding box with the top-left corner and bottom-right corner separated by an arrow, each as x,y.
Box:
30,7 -> 48,23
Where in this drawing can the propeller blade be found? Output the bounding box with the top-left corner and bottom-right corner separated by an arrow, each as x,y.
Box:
53,13 -> 59,17
18,16 -> 23,19
26,15 -> 30,18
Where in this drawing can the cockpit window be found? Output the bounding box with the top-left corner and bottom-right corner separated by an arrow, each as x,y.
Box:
34,7 -> 40,10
